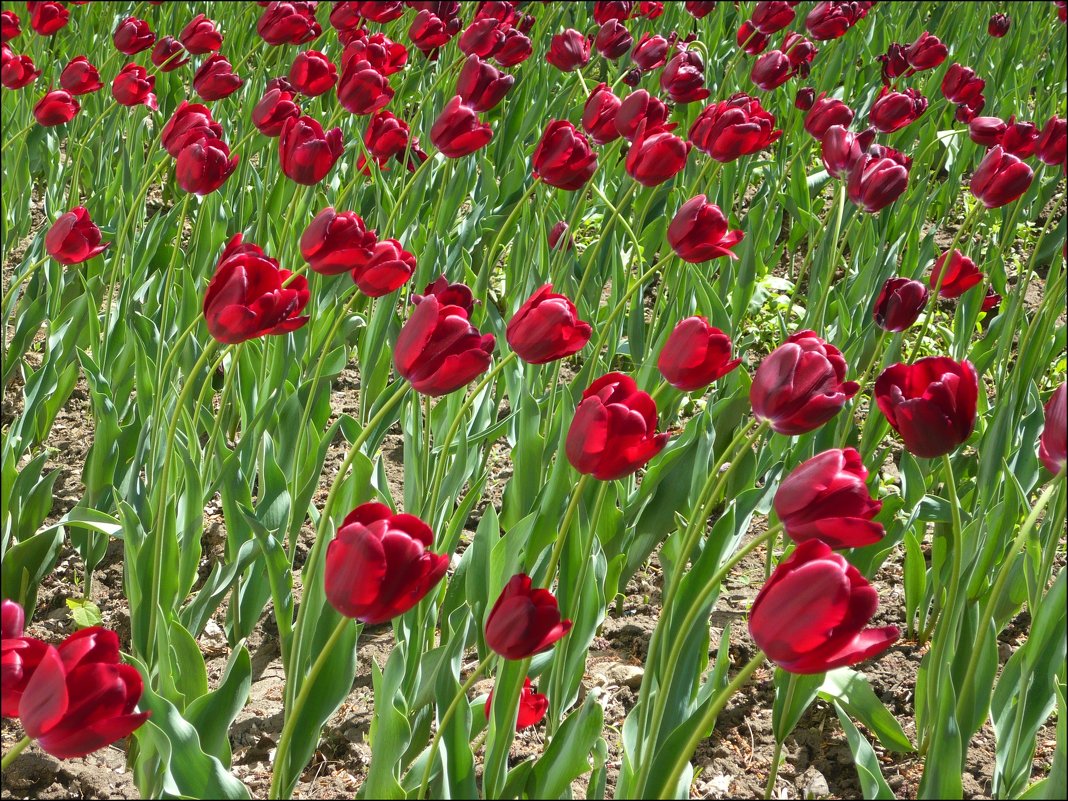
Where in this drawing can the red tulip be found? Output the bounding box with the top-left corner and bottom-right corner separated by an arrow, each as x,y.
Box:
988,13 -> 1011,38
1036,115 -> 1066,167
968,115 -> 1007,147
749,539 -> 898,673
408,9 -> 461,58
2,51 -> 38,89
337,59 -> 393,115
493,28 -> 532,67
112,64 -> 156,109
660,48 -> 709,103
532,121 -> 598,191
875,357 -> 979,458
203,236 -> 309,344
996,118 -> 1039,159
595,19 -> 632,60
582,82 -> 622,145
413,276 -> 476,316
872,277 -> 928,332
685,1 -> 717,19
484,677 -> 548,730
782,32 -> 817,72
485,574 -> 571,660
820,125 -> 874,178
351,238 -> 416,297
252,87 -> 301,137
657,316 -> 741,391
28,2 -> 68,36
668,195 -> 743,263
614,89 -> 668,142
593,1 -> 633,25
33,89 -> 79,126
1057,1 -> 1067,24
1039,383 -> 1067,475
456,55 -> 513,112
394,294 -> 494,396
737,20 -> 771,55
150,37 -> 190,71
941,64 -> 985,107
430,95 -> 493,158
626,121 -> 690,186
162,101 -> 223,157
548,220 -> 573,251
566,372 -> 669,480
329,1 -> 361,32
300,207 -> 377,276
358,109 -> 424,173
690,93 -> 782,162
279,115 -> 344,185
847,154 -> 909,213
193,54 -> 242,101
324,502 -> 448,624
877,42 -> 909,85
795,86 -> 816,110
506,284 -> 592,364
752,1 -> 795,34
113,17 -> 154,55
257,2 -> 321,46
288,50 -> 336,97
1,600 -> 50,718
805,1 -> 867,41
804,94 -> 853,139
904,32 -> 946,72
546,28 -> 591,72
355,1 -> 404,23
176,138 -> 238,195
458,17 -> 505,58
1,11 -> 20,43
59,56 -> 102,94
180,14 -> 223,54
970,146 -> 1033,208
869,87 -> 927,133
751,330 -> 859,435
341,31 -> 408,76
929,249 -> 983,299
750,49 -> 792,91
631,32 -> 671,71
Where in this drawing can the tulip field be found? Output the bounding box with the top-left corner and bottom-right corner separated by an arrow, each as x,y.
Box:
2,1 -> 1067,799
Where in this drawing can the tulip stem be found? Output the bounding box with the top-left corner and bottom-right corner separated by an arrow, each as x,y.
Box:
417,652 -> 496,800
541,474 -> 593,586
1,736 -> 32,770
484,179 -> 540,280
268,617 -> 355,801
574,181 -> 640,305
1,255 -> 50,314
789,184 -> 845,315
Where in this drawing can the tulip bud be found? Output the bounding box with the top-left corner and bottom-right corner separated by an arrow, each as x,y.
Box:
394,295 -> 494,396
180,13 -> 223,54
113,17 -> 154,55
794,87 -> 815,110
875,357 -> 978,458
657,316 -> 741,391
1039,383 -> 1067,475
253,87 -> 301,137
456,55 -> 513,112
300,207 -> 377,276
33,89 -> 80,125
690,93 -> 782,161
582,83 -> 622,145
869,87 -> 927,133
804,93 -> 853,138
532,120 -> 598,190
847,154 -> 909,213
485,575 -> 571,660
162,101 -> 223,157
60,56 -> 103,94
929,249 -> 983,299
507,284 -> 592,364
614,89 -> 669,142
193,54 -> 242,101
485,678 -> 548,731
279,115 -> 344,185
289,50 -> 337,97
668,196 -> 744,263
970,146 -> 1033,208
626,121 -> 690,186
872,277 -> 928,332
176,138 -> 239,195
257,2 -> 321,46
548,220 -> 573,251
431,95 -> 493,158
45,207 -> 109,264
981,288 -> 1001,315
151,37 -> 190,71
904,31 -> 946,72
988,13 -> 1011,38
546,28 -> 591,72
595,19 -> 632,59
660,48 -> 709,104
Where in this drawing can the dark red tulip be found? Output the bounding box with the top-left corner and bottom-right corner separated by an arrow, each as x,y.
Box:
532,121 -> 598,191
113,17 -> 154,55
988,13 -> 1011,38
904,32 -> 946,72
737,20 -> 771,55
266,76 -> 296,95
749,539 -> 899,673
507,284 -> 592,364
279,115 -> 344,185
203,236 -> 309,343
341,31 -> 408,76
689,93 -> 782,161
253,87 -> 301,137
795,87 -> 816,110
804,93 -> 853,139
430,95 -> 493,158
1,600 -> 50,719
869,87 -> 927,133
1057,0 -> 1067,23
593,1 -> 633,24
18,627 -> 150,759
805,1 -> 864,40
685,1 -> 717,19
357,110 -> 424,173
752,1 -> 795,34
875,357 -> 978,458
413,276 -> 476,316
968,115 -> 1007,147
657,316 -> 741,391
981,288 -> 1001,315
162,101 -> 223,157
941,64 -> 985,107
394,294 -> 494,396
867,142 -> 911,168
626,121 -> 690,186
351,238 -> 416,297
329,1 -> 361,32
1039,383 -> 1067,474
1,11 -> 20,43
33,89 -> 79,126
180,14 -> 222,54
877,42 -> 909,85
873,277 -> 928,332
300,207 -> 377,276
847,154 -> 909,213
548,220 -> 573,251
289,50 -> 337,97
821,125 -> 874,178
582,82 -> 622,145
774,448 -> 884,549
59,56 -> 102,94
955,100 -> 985,125
929,249 -> 983,299
193,55 -> 242,101
474,1 -> 519,26
257,2 -> 321,45
456,55 -> 513,112
668,195 -> 743,263
546,28 -> 591,72
631,32 -> 671,71
176,138 -> 238,195
408,9 -> 461,57
782,32 -> 817,73
324,502 -> 448,624
1036,115 -> 1067,167
458,17 -> 505,58
28,2 -> 68,36
2,52 -> 39,89
337,59 -> 393,115
493,28 -> 532,67
614,89 -> 669,142
566,372 -> 669,480
356,0 -> 404,23
112,64 -> 156,109
660,48 -> 709,104
44,207 -> 108,265
970,146 -> 1033,208
485,575 -> 571,660
750,49 -> 792,91
595,19 -> 632,60
1000,119 -> 1040,159
485,677 -> 548,730
751,330 -> 859,436
150,37 -> 189,71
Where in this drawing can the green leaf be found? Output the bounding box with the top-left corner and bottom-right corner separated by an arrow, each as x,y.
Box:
528,693 -> 605,799
66,597 -> 103,628
820,668 -> 913,753
834,703 -> 895,799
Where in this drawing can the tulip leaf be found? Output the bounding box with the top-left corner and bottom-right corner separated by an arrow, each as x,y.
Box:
185,644 -> 251,766
820,668 -> 913,752
834,702 -> 895,800
528,693 -> 605,800
771,669 -> 824,743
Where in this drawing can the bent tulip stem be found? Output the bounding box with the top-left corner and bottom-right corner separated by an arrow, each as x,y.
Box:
0,736 -> 32,770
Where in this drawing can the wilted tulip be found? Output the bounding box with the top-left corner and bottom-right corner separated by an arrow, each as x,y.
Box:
657,316 -> 741,391
1039,383 -> 1067,474
689,93 -> 782,161
112,64 -> 156,109
970,146 -> 1033,208
485,678 -> 548,730
351,238 -> 416,297
904,32 -> 946,71
162,101 -> 223,157
668,195 -> 744,263
113,17 -> 154,55
804,94 -> 853,139
193,55 -> 242,101
941,64 -> 985,107
176,138 -> 239,195
180,14 -> 223,54
546,28 -> 591,72
532,121 -> 598,190
33,89 -> 79,125
151,37 -> 190,71
431,95 -> 493,158
595,19 -> 632,59
869,87 -> 927,133
873,277 -> 928,332
257,1 -> 321,46
253,87 -> 301,137
1,51 -> 38,89
300,207 -> 377,276
289,50 -> 337,97
394,295 -> 494,396
45,207 -> 108,264
750,49 -> 792,91
988,13 -> 1011,37
626,121 -> 690,186
847,154 -> 909,213
456,55 -> 513,112
279,115 -> 344,185
1036,115 -> 1066,167
60,56 -> 103,94
485,575 -> 571,660
660,49 -> 709,103
631,32 -> 672,70
506,284 -> 591,364
614,89 -> 668,142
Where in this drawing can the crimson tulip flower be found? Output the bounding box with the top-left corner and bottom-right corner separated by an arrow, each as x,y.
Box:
60,56 -> 103,94
749,540 -> 899,674
430,95 -> 493,158
329,1 -> 361,32
150,37 -> 190,71
783,32 -> 818,73
750,330 -> 859,436
821,125 -> 874,178
774,449 -> 884,549
737,21 -> 771,55
686,1 -> 716,18
970,146 -> 1033,208
750,49 -> 792,91
631,32 -> 671,71
1035,116 -> 1066,166
690,93 -> 782,161
458,17 -> 505,58
1057,1 -> 1067,24
355,1 -> 404,23
595,19 -> 632,59
873,277 -> 928,332
614,89 -> 668,142
351,238 -> 416,297
456,55 -> 513,112
804,93 -> 853,139
1039,383 -> 1067,475
279,115 -> 344,185
566,372 -> 669,480
257,2 -> 321,46
904,32 -> 946,72
409,9 -> 460,57
548,220 -> 573,251
626,121 -> 690,187
988,13 -> 1011,37
28,2 -> 68,36
1000,119 -> 1039,159
180,14 -> 223,54
805,1 -> 868,40
33,89 -> 80,126
176,138 -> 238,195
112,64 -> 156,109
1,11 -> 20,43
1,51 -> 38,89
413,276 -> 476,315
485,574 -> 571,660
162,101 -> 223,157
357,110 -> 424,173
485,677 -> 548,730
875,357 -> 978,458
592,2 -> 632,25
288,50 -> 337,97
493,28 -> 532,67
532,121 -> 598,191
941,64 -> 985,107
869,87 -> 927,133
506,284 -> 592,364
546,28 -> 591,72
969,115 -> 1007,147
582,83 -> 622,145
660,49 -> 709,103
930,249 -> 983,299
324,502 -> 448,624
1,600 -> 50,718
981,288 -> 1002,315
394,295 -> 494,396
668,196 -> 744,263
193,55 -> 242,101
44,207 -> 108,265
337,59 -> 392,115
795,87 -> 816,110
113,17 -> 154,55
657,317 -> 741,392
341,31 -> 408,76
253,87 -> 301,137
753,1 -> 796,33
847,154 -> 909,213
300,207 -> 377,276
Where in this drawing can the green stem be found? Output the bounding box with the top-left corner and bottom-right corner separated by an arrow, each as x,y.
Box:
204,343 -> 244,470
1,735 -> 32,769
541,474 -> 593,585
575,181 -> 640,303
2,255 -> 50,311
484,179 -> 541,275
765,674 -> 798,799
788,184 -> 845,313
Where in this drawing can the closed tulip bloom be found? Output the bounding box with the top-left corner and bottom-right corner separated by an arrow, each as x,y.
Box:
60,56 -> 103,94
668,195 -> 744,263
1039,383 -> 1067,474
1,11 -> 20,43
151,37 -> 190,71
1036,116 -> 1066,166
341,31 -> 408,76
873,277 -> 928,332
593,1 -> 633,24
458,17 -> 505,58
113,17 -> 154,55
795,86 -> 816,110
657,316 -> 741,391
1,600 -> 51,718
493,28 -> 533,67
358,110 -> 421,173
904,31 -> 946,71
941,64 -> 985,107
582,82 -> 622,145
753,1 -> 795,34
33,89 -> 79,126
413,276 -> 476,316
485,575 -> 571,660
394,294 -> 494,396
1,51 -> 38,89
279,115 -> 344,185
690,93 -> 782,161
566,372 -> 669,480
749,539 -> 899,674
288,50 -> 336,97
548,220 -> 573,251
782,32 -> 817,72
631,33 -> 671,71
968,115 -> 1007,147
774,449 -> 884,549
804,93 -> 853,139
847,154 -> 909,213
532,121 -> 598,191
162,101 -> 222,157
485,677 -> 548,730
751,330 -> 859,435
409,9 -> 461,57
300,207 -> 377,276
614,89 -> 668,142
351,238 -> 416,296
356,1 -> 404,22
970,146 -> 1033,208
257,2 -> 321,45
176,138 -> 238,195
456,55 -> 513,112
252,87 -> 301,137
28,2 -> 67,36
660,49 -> 709,103
869,87 -> 927,133
324,503 -> 448,624
507,284 -> 592,364
626,121 -> 690,186
431,95 -> 493,158
998,118 -> 1039,159
112,64 -> 157,109
546,28 -> 590,72
929,249 -> 983,299
180,14 -> 223,54
686,1 -> 717,18
337,59 -> 393,115
875,358 -> 978,458
193,55 -> 242,101
329,1 -> 361,32
45,207 -> 108,264
203,237 -> 309,343
805,1 -> 864,40
737,20 -> 771,55
988,13 -> 1011,37
595,19 -> 632,59
750,49 -> 791,91
821,125 -> 874,178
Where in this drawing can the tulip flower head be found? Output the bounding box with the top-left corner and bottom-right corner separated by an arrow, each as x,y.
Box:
289,50 -> 337,97
60,56 -> 103,94
625,120 -> 690,187
484,677 -> 548,730
485,574 -> 571,660
875,357 -> 979,458
45,207 -> 109,265
151,37 -> 190,71
33,89 -> 80,125
532,120 -> 598,191
970,146 -> 1033,208
847,153 -> 909,213
546,28 -> 591,72
1,600 -> 50,718
431,95 -> 493,158
506,284 -> 592,364
657,316 -> 742,391
180,14 -> 223,54
279,115 -> 344,185
668,195 -> 744,263
872,277 -> 928,332
595,19 -> 633,59
690,93 -> 782,161
351,238 -> 417,297
456,55 -> 513,112
929,249 -> 983,299
394,295 -> 495,396
113,17 -> 155,55
1038,383 -> 1067,475
162,101 -> 223,157
176,137 -> 239,195
300,207 -> 377,276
